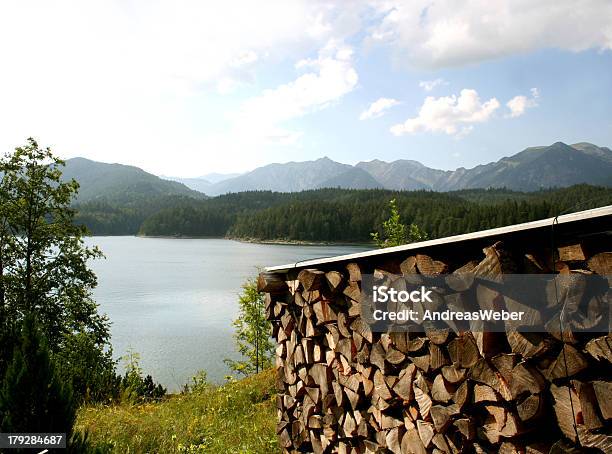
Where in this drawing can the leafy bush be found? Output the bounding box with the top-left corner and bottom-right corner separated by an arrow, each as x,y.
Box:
120,349 -> 166,403
182,370 -> 210,394
371,198 -> 428,247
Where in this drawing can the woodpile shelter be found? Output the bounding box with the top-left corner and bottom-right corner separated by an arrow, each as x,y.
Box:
258,206 -> 612,454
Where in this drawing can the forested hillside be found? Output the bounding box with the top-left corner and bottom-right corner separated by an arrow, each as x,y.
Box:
74,195 -> 198,235
225,185 -> 612,241
78,184 -> 612,241
63,157 -> 205,202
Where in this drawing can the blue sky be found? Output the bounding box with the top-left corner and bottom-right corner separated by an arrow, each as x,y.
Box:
0,1 -> 610,176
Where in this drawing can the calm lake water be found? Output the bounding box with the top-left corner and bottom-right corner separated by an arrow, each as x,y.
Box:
85,236 -> 370,391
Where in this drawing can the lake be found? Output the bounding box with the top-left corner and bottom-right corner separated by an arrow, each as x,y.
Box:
85,236 -> 370,391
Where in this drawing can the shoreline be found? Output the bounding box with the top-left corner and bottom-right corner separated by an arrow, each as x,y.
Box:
233,237 -> 373,247
87,234 -> 373,247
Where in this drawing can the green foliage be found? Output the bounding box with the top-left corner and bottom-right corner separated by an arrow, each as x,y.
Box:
74,195 -> 203,235
225,278 -> 274,376
76,369 -> 277,454
371,198 -> 428,247
182,370 -> 209,394
120,348 -> 166,404
0,317 -> 75,435
121,185 -> 612,243
55,331 -> 122,403
61,157 -> 205,204
0,138 -> 116,403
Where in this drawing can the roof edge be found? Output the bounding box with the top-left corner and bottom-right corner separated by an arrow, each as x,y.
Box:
265,205 -> 612,273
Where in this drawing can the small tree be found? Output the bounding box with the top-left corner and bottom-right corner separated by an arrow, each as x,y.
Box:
0,316 -> 75,435
225,278 -> 274,376
120,348 -> 166,403
371,199 -> 428,248
0,138 -> 116,402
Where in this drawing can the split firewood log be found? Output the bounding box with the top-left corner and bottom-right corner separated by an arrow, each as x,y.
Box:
506,329 -> 551,358
452,379 -> 471,411
469,358 -> 512,401
516,394 -> 542,422
416,254 -> 448,276
258,271 -> 288,293
448,332 -> 481,368
385,427 -> 402,454
393,365 -> 415,401
350,318 -> 373,344
401,428 -> 427,454
426,326 -> 452,345
325,271 -> 345,293
386,348 -> 406,366
430,405 -> 456,432
546,344 -> 588,380
343,281 -> 361,304
577,425 -> 612,452
584,334 -> 612,363
473,384 -> 500,403
346,262 -> 362,283
417,420 -> 435,448
446,260 -> 478,292
413,380 -> 432,419
572,380 -> 603,430
441,365 -> 466,384
400,256 -> 417,275
557,243 -> 587,262
550,383 -> 581,442
373,369 -> 393,401
508,362 -> 546,399
431,374 -> 455,403
309,363 -> 333,397
453,418 -> 475,440
472,241 -> 516,282
591,380 -> 612,420
587,252 -> 612,276
297,269 -> 325,292
312,300 -> 338,325
370,343 -> 387,372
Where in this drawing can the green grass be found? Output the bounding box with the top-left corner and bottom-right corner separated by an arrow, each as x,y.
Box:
75,369 -> 278,453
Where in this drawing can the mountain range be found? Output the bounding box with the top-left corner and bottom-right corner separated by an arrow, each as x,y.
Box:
62,157 -> 205,202
64,141 -> 612,201
159,172 -> 240,193
167,141 -> 612,195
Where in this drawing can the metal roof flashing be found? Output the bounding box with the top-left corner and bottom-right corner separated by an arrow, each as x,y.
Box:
265,205 -> 612,273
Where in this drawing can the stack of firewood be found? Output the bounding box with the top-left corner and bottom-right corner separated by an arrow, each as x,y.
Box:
259,241 -> 611,453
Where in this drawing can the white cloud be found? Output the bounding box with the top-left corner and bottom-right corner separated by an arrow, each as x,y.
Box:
359,98 -> 400,120
506,87 -> 540,118
237,40 -> 358,143
390,89 -> 500,136
419,78 -> 447,91
0,1 -> 364,175
369,0 -> 612,68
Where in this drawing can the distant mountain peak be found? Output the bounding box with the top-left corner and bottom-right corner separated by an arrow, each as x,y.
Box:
68,141 -> 612,198
63,157 -> 206,202
202,141 -> 611,194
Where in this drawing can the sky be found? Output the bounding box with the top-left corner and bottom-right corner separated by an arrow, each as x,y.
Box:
0,0 -> 611,176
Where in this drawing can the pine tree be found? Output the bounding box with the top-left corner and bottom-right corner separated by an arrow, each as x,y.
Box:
225,278 -> 274,376
0,316 -> 75,434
